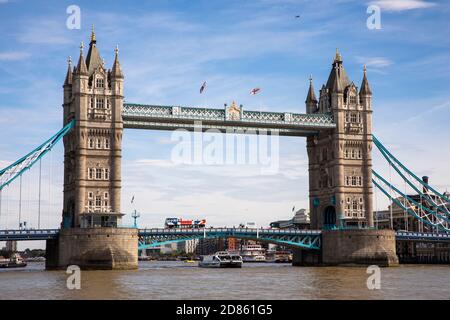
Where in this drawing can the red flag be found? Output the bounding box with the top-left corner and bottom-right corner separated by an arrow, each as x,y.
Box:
250,88 -> 261,95
200,81 -> 207,94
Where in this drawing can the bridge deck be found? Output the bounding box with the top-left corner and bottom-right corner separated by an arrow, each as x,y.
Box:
122,104 -> 336,136
1,228 -> 449,244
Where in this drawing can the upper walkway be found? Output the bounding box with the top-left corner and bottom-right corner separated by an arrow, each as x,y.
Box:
122,103 -> 336,136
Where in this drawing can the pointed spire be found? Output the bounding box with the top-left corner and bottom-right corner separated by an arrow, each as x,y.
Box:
86,26 -> 103,75
306,74 -> 317,103
90,24 -> 96,44
64,56 -> 73,86
111,45 -> 124,79
75,42 -> 88,76
360,65 -> 372,95
334,48 -> 342,64
326,49 -> 349,92
330,64 -> 343,93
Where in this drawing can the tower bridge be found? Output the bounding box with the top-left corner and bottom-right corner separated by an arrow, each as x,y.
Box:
1,29 -> 449,269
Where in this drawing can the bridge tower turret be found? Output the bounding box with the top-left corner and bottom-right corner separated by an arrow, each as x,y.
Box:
47,28 -> 136,270
62,28 -> 124,229
307,50 -> 374,230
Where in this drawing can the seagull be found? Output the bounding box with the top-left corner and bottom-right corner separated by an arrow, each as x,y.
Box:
295,15 -> 301,18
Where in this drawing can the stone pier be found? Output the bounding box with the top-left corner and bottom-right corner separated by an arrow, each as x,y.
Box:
293,229 -> 399,267
45,228 -> 138,270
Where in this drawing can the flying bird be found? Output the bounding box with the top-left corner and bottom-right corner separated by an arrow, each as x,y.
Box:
295,15 -> 301,18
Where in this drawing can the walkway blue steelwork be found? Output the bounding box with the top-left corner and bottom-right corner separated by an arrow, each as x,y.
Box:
138,228 -> 322,250
122,103 -> 335,137
2,228 -> 449,248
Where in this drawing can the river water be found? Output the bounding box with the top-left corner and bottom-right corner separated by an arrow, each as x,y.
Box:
0,261 -> 449,299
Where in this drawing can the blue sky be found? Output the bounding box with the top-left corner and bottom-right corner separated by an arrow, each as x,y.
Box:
1,0 -> 450,247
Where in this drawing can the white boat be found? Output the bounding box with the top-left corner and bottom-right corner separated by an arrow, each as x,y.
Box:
198,251 -> 243,268
240,244 -> 266,262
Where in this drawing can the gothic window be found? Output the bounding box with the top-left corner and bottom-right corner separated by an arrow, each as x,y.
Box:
352,176 -> 357,186
351,149 -> 356,159
97,138 -> 102,149
104,168 -> 109,180
359,197 -> 363,203
352,200 -> 358,210
104,192 -> 109,199
88,168 -> 95,180
88,192 -> 93,199
104,138 -> 110,149
346,176 -> 350,186
350,113 -> 357,123
89,98 -> 94,108
345,149 -> 349,159
349,95 -> 356,105
96,169 -> 102,180
96,78 -> 104,88
106,99 -> 111,109
96,98 -> 104,109
358,149 -> 362,159
345,113 -> 350,123
104,200 -> 109,207
95,196 -> 102,207
358,176 -> 363,186
88,138 -> 94,149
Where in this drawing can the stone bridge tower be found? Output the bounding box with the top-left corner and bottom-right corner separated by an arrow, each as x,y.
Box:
295,51 -> 398,266
306,50 -> 374,230
62,28 -> 124,229
46,29 -> 137,270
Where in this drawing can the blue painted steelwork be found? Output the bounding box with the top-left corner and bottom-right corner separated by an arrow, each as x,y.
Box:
0,120 -> 75,191
122,103 -> 335,136
373,135 -> 450,217
0,229 -> 59,241
372,179 -> 450,232
137,228 -> 322,250
373,170 -> 450,224
396,231 -> 450,243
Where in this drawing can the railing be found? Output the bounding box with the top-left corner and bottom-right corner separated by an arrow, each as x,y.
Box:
138,227 -> 322,236
122,104 -> 336,129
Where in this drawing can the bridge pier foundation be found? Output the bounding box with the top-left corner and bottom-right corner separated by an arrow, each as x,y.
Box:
293,229 -> 399,267
45,228 -> 138,270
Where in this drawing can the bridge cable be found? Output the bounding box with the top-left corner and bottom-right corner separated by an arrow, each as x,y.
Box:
19,175 -> 22,229
373,170 -> 450,224
372,178 -> 450,232
38,159 -> 42,229
373,135 -> 450,218
0,189 -> 2,228
389,163 -> 393,229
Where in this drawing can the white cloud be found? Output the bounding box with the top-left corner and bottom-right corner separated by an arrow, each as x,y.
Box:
370,0 -> 436,12
356,56 -> 393,68
0,51 -> 30,61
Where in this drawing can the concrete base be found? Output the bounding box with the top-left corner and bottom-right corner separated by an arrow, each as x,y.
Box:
45,228 -> 138,270
293,229 -> 399,267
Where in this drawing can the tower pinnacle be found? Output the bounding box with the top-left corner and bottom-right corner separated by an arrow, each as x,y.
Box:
360,64 -> 372,96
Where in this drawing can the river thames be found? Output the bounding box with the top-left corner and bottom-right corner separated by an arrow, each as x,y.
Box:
0,261 -> 449,299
